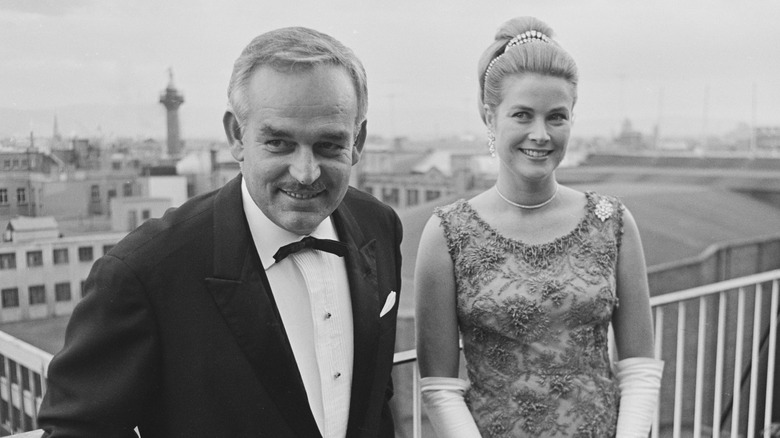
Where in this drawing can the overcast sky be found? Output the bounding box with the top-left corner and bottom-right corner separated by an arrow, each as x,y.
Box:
2,0 -> 779,142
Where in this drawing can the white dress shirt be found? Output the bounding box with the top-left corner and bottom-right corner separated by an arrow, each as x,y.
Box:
241,180 -> 354,438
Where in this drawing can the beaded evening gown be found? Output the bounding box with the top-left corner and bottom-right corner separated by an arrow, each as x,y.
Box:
434,192 -> 624,438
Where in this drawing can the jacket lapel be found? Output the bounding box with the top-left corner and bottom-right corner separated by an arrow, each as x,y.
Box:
204,176 -> 321,437
332,202 -> 381,436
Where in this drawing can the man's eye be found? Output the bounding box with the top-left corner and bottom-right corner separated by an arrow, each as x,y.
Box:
317,142 -> 346,154
265,140 -> 288,149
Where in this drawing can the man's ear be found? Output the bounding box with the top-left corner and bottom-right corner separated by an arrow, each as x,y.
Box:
351,119 -> 368,165
223,111 -> 244,162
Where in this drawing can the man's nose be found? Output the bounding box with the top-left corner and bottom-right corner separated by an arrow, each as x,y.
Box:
289,146 -> 321,185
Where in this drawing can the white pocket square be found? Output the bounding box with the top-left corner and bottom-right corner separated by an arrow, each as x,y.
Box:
379,291 -> 397,317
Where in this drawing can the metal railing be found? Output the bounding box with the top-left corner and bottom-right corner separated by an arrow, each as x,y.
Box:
0,330 -> 51,436
4,269 -> 780,438
394,269 -> 780,438
650,269 -> 780,438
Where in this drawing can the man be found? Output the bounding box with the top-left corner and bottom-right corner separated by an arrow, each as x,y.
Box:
38,27 -> 403,438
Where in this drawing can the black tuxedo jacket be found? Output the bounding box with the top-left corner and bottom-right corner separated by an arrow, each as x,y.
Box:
38,175 -> 403,438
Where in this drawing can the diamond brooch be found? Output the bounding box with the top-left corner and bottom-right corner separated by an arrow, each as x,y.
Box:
594,198 -> 614,222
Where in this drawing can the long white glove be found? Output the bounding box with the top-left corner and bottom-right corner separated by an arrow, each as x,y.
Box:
615,357 -> 664,437
420,376 -> 482,438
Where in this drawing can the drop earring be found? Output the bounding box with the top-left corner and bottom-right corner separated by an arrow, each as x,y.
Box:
487,130 -> 496,158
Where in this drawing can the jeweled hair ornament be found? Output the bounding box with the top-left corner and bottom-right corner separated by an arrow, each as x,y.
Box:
484,30 -> 551,81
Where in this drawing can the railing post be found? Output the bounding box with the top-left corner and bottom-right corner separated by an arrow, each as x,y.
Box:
674,301 -> 686,438
763,279 -> 779,437
747,283 -> 763,438
693,297 -> 707,438
412,366 -> 421,438
13,360 -> 20,433
713,291 -> 727,438
732,288 -> 746,438
653,307 -> 664,438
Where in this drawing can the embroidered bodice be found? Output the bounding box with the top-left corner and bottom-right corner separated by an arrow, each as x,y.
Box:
435,191 -> 624,437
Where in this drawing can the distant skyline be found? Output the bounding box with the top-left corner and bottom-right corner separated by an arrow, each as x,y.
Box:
2,0 -> 779,142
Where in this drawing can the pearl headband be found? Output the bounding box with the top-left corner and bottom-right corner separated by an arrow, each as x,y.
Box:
483,30 -> 551,82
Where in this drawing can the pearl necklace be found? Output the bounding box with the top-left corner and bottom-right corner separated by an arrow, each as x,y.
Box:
494,184 -> 559,209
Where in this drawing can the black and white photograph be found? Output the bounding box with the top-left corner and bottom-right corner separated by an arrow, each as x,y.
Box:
1,0 -> 779,436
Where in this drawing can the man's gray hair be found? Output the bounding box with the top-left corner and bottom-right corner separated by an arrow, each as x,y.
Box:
227,27 -> 368,130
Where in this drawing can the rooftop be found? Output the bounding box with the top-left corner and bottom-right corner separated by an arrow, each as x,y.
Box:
7,216 -> 58,233
0,316 -> 69,355
395,181 -> 780,317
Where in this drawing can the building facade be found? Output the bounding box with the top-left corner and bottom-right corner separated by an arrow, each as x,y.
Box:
357,147 -> 496,210
0,231 -> 125,322
0,151 -> 60,224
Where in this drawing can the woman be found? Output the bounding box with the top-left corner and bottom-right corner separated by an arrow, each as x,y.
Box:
415,17 -> 663,437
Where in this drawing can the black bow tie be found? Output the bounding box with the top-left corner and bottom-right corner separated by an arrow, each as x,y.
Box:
273,236 -> 348,263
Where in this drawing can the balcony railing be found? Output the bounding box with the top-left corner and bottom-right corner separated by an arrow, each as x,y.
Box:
5,269 -> 780,438
394,269 -> 780,438
0,329 -> 51,436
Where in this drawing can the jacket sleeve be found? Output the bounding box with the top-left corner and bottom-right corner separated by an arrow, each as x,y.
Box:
38,255 -> 159,438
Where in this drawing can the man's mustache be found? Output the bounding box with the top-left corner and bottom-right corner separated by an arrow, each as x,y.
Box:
279,181 -> 326,192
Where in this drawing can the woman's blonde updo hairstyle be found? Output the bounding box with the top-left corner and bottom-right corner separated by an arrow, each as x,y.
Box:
478,16 -> 578,123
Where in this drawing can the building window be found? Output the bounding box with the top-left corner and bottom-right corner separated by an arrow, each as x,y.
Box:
8,359 -> 17,384
127,210 -> 138,230
33,373 -> 42,397
1,288 -> 19,308
0,253 -> 15,270
406,189 -> 419,207
123,182 -> 133,197
103,244 -> 115,255
425,190 -> 442,202
55,283 -> 72,302
90,185 -> 100,202
0,189 -> 7,205
53,248 -> 69,264
78,246 -> 93,262
2,160 -> 9,169
0,399 -> 7,426
108,189 -> 117,199
20,365 -> 29,391
381,188 -> 399,206
12,406 -> 19,431
28,285 -> 46,305
26,250 -> 43,267
16,188 -> 26,205
142,209 -> 151,220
